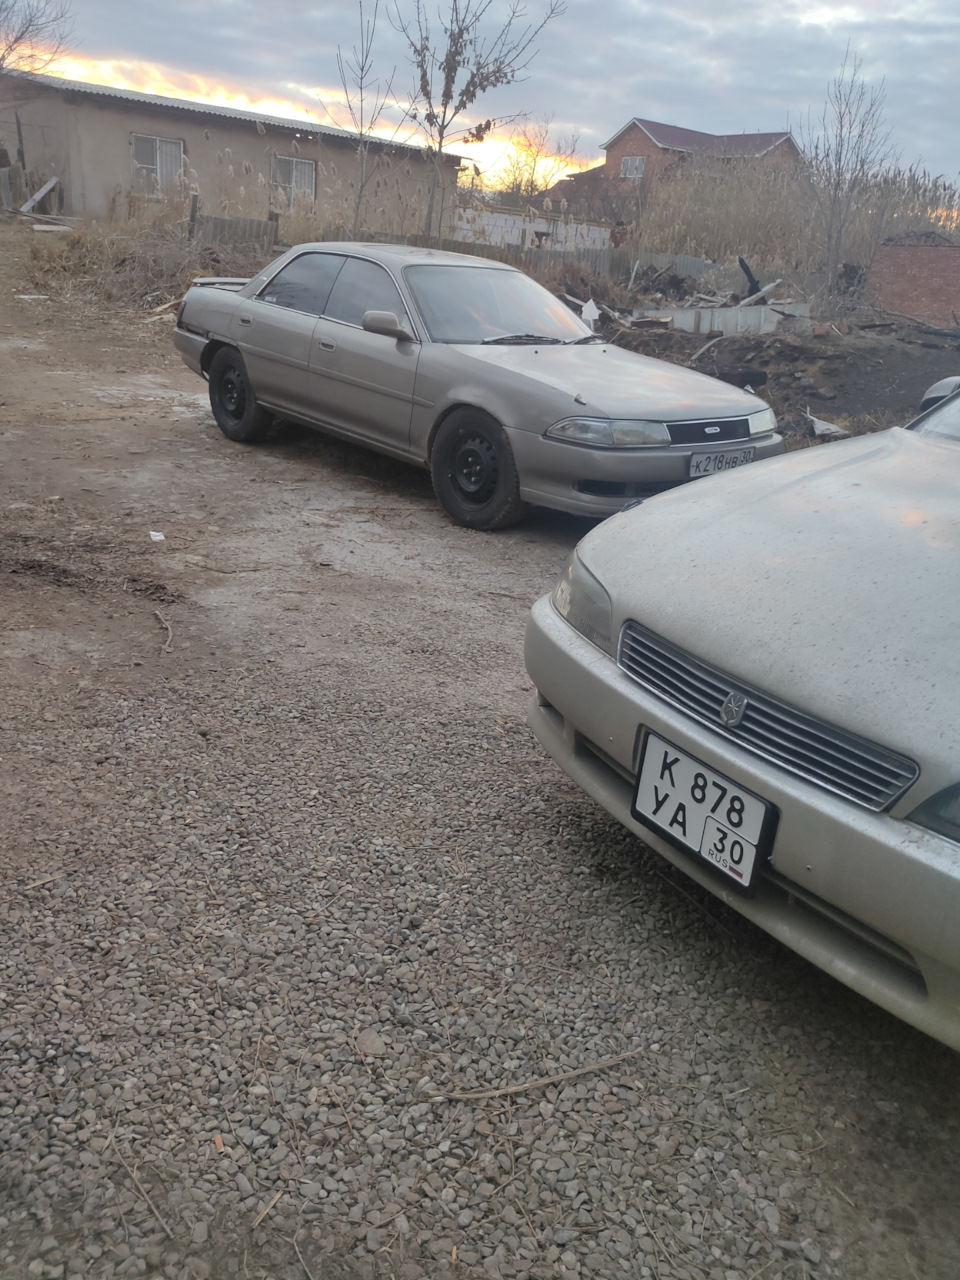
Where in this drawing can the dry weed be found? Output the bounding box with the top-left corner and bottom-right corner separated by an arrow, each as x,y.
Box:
626,157 -> 958,309
27,215 -> 269,310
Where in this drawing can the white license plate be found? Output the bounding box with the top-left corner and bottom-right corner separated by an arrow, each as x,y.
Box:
689,448 -> 755,477
631,732 -> 776,889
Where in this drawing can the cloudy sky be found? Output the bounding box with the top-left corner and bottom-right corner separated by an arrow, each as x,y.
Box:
42,0 -> 960,182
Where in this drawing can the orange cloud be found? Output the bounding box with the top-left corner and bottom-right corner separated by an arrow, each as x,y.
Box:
41,53 -> 596,190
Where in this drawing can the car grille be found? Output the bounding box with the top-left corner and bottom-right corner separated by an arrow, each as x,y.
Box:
666,418 -> 750,445
618,622 -> 919,810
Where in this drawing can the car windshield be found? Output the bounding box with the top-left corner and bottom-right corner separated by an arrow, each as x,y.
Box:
915,393 -> 960,444
403,263 -> 591,345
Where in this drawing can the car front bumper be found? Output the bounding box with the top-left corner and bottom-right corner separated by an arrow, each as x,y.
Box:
506,429 -> 785,517
525,594 -> 960,1051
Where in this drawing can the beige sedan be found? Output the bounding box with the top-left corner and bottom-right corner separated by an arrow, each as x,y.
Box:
174,242 -> 782,530
526,396 -> 960,1049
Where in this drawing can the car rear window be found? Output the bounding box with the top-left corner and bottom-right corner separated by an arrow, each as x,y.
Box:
257,253 -> 345,316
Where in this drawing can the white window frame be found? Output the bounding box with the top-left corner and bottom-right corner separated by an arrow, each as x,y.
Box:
271,155 -> 316,209
131,133 -> 184,196
620,155 -> 645,180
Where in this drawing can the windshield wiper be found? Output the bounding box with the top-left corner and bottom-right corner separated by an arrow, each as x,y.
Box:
567,333 -> 604,345
481,333 -> 564,345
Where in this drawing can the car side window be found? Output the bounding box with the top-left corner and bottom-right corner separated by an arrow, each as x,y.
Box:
257,253 -> 344,316
323,257 -> 408,328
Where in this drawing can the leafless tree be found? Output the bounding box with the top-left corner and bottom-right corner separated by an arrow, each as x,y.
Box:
326,0 -> 406,236
800,45 -> 896,303
494,114 -> 578,203
0,0 -> 72,77
391,0 -> 565,238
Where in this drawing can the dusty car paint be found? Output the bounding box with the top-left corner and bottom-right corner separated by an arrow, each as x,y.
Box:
175,242 -> 783,527
525,422 -> 960,1049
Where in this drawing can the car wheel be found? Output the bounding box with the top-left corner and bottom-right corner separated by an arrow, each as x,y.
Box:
430,409 -> 526,531
208,347 -> 272,442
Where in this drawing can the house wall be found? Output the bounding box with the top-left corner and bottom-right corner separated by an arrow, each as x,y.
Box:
602,123 -> 677,194
0,81 -> 453,235
866,244 -> 960,327
601,124 -> 800,200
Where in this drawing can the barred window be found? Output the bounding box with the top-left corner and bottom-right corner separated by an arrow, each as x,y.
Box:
132,134 -> 184,194
271,155 -> 316,208
620,155 -> 645,180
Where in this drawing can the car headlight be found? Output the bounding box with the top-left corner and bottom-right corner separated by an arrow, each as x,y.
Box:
908,784 -> 960,845
546,417 -> 670,447
551,552 -> 614,654
748,406 -> 777,436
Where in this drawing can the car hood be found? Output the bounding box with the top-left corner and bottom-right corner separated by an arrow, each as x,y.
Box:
578,427 -> 959,768
454,342 -> 766,421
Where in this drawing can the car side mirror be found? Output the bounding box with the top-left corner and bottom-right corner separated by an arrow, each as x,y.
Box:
362,310 -> 417,342
919,375 -> 960,413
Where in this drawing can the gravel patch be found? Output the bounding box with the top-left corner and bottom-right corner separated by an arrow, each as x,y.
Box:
3,601 -> 958,1280
1,245 -> 959,1280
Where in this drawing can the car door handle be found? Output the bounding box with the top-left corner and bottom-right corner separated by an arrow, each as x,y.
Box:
318,338 -> 336,352
238,316 -> 252,326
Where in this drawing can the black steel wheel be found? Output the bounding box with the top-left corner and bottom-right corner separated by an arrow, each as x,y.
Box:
430,409 -> 526,531
208,346 -> 272,443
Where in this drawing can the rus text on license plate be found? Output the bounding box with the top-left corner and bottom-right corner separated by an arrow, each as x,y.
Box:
631,732 -> 776,889
689,448 -> 755,477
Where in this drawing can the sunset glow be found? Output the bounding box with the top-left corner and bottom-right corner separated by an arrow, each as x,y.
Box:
39,54 -> 592,189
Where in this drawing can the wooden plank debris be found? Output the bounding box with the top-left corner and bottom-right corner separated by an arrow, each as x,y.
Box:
20,176 -> 59,214
737,279 -> 782,307
689,336 -> 723,363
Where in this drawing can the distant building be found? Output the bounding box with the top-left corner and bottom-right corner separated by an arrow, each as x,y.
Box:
547,116 -> 801,221
0,73 -> 457,236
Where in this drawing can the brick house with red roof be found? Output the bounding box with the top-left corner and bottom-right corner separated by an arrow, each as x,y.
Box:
547,117 -> 801,223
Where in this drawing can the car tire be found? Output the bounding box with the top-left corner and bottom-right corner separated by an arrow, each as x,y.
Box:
430,409 -> 526,531
208,347 -> 273,443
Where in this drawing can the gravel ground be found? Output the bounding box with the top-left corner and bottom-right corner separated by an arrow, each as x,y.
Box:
2,222 -> 960,1280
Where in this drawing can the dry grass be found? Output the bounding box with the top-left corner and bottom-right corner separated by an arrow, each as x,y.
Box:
26,205 -> 270,310
625,158 -> 959,308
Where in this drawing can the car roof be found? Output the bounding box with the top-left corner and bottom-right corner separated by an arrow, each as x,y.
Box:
290,242 -> 518,271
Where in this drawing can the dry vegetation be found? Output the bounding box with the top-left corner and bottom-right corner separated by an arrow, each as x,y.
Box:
25,208 -> 269,310
621,158 -> 960,307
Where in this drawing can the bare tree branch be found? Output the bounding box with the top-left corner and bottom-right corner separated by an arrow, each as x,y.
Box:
492,113 -> 578,202
0,0 -> 73,77
799,44 -> 896,304
320,0 -> 410,236
391,0 -> 565,238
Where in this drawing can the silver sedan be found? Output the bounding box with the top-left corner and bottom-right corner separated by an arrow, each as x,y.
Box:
174,242 -> 783,530
525,394 -> 960,1049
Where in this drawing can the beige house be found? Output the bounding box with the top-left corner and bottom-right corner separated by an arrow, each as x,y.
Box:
0,73 -> 458,236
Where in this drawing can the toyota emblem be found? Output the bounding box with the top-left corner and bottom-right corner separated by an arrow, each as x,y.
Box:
719,691 -> 748,728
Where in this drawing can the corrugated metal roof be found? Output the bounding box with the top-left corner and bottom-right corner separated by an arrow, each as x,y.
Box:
19,72 -> 428,155
602,117 -> 795,158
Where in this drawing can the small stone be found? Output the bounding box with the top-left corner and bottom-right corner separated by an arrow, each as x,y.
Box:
356,1029 -> 387,1057
457,1209 -> 474,1228
191,1222 -> 208,1245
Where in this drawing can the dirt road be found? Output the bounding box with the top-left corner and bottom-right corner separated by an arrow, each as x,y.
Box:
1,222 -> 959,1280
